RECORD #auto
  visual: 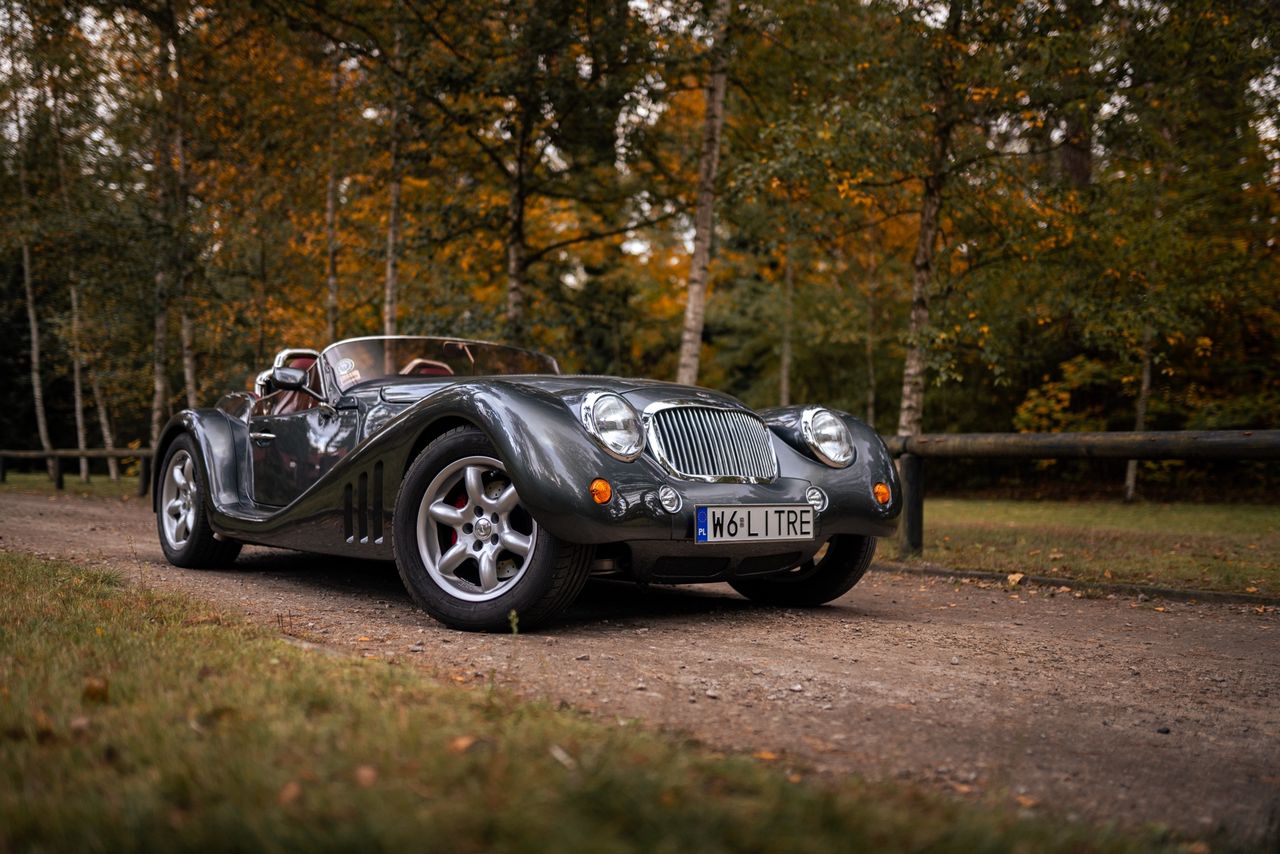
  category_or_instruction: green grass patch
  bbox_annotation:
[0,550,1163,852]
[918,499,1280,595]
[1,470,142,501]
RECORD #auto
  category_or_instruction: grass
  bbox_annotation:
[0,550,1166,852]
[1,470,143,501]
[915,499,1280,595]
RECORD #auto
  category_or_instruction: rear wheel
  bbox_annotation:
[393,427,592,631]
[729,535,875,607]
[156,435,242,568]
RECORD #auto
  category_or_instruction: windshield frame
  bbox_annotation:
[320,335,561,393]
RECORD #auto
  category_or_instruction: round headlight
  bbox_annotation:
[801,407,855,468]
[581,391,645,461]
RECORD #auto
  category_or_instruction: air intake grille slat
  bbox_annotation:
[649,406,777,482]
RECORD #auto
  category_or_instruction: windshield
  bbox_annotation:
[322,336,560,392]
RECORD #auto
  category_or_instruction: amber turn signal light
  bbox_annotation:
[589,478,613,504]
[873,482,892,505]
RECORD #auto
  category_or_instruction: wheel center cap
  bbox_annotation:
[474,518,493,538]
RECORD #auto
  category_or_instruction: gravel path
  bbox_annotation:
[3,490,1277,845]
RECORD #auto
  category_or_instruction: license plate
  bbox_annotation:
[695,505,815,543]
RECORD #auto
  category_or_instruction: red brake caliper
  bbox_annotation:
[448,489,467,545]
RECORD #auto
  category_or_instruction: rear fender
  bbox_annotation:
[153,410,250,514]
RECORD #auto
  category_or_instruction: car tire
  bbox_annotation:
[393,426,593,631]
[728,534,875,607]
[156,434,242,568]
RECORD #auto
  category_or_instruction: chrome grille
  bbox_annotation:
[648,406,778,482]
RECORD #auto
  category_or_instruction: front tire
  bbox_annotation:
[729,535,875,607]
[156,435,242,568]
[393,427,593,631]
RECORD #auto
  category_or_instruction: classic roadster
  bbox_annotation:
[155,336,900,630]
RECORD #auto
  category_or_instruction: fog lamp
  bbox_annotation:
[657,485,682,513]
[805,486,828,511]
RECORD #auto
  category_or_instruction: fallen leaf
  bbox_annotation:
[788,773,803,783]
[1245,587,1259,594]
[448,735,477,754]
[357,636,372,642]
[951,782,974,794]
[1006,573,1025,587]
[354,765,378,788]
[753,750,780,762]
[1015,795,1039,808]
[548,744,576,769]
[1154,607,1166,613]
[82,677,109,704]
[278,781,302,806]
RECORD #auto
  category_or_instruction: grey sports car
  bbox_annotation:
[155,336,900,630]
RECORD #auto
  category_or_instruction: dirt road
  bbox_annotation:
[3,490,1277,845]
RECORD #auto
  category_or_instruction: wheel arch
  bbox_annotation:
[152,410,247,514]
[403,415,481,480]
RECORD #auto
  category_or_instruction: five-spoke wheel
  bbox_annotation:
[395,427,592,631]
[161,450,198,549]
[416,455,538,601]
[155,434,242,568]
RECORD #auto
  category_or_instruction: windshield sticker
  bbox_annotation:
[336,358,355,374]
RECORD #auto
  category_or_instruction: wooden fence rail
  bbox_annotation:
[4,429,1278,545]
[0,448,154,497]
[884,429,1280,557]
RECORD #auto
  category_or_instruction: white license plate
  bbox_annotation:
[695,505,815,543]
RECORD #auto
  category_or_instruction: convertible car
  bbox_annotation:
[155,336,900,630]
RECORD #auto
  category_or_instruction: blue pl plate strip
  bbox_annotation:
[696,506,709,543]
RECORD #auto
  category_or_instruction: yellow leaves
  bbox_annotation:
[1194,336,1213,358]
[1006,572,1025,587]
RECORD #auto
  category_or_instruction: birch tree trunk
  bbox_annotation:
[895,163,947,437]
[505,178,526,333]
[1123,326,1155,502]
[325,58,341,342]
[10,68,53,474]
[180,307,197,408]
[21,242,53,474]
[895,0,961,438]
[779,240,793,407]
[384,103,401,339]
[70,284,90,480]
[675,0,730,386]
[864,251,878,427]
[150,278,170,448]
[46,44,89,479]
[89,366,120,481]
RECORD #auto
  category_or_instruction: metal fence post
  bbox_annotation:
[53,456,64,491]
[897,453,923,558]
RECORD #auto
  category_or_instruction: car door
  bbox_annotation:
[249,364,358,507]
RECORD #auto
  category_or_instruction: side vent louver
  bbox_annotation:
[344,464,385,546]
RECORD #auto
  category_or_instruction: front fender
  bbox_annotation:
[761,406,901,532]
[381,382,675,543]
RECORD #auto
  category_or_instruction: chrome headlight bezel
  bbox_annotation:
[580,391,646,462]
[800,407,855,468]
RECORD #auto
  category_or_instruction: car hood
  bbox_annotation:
[376,374,753,413]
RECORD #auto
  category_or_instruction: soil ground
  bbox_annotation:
[2,490,1277,846]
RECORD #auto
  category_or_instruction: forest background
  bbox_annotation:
[2,0,1276,496]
